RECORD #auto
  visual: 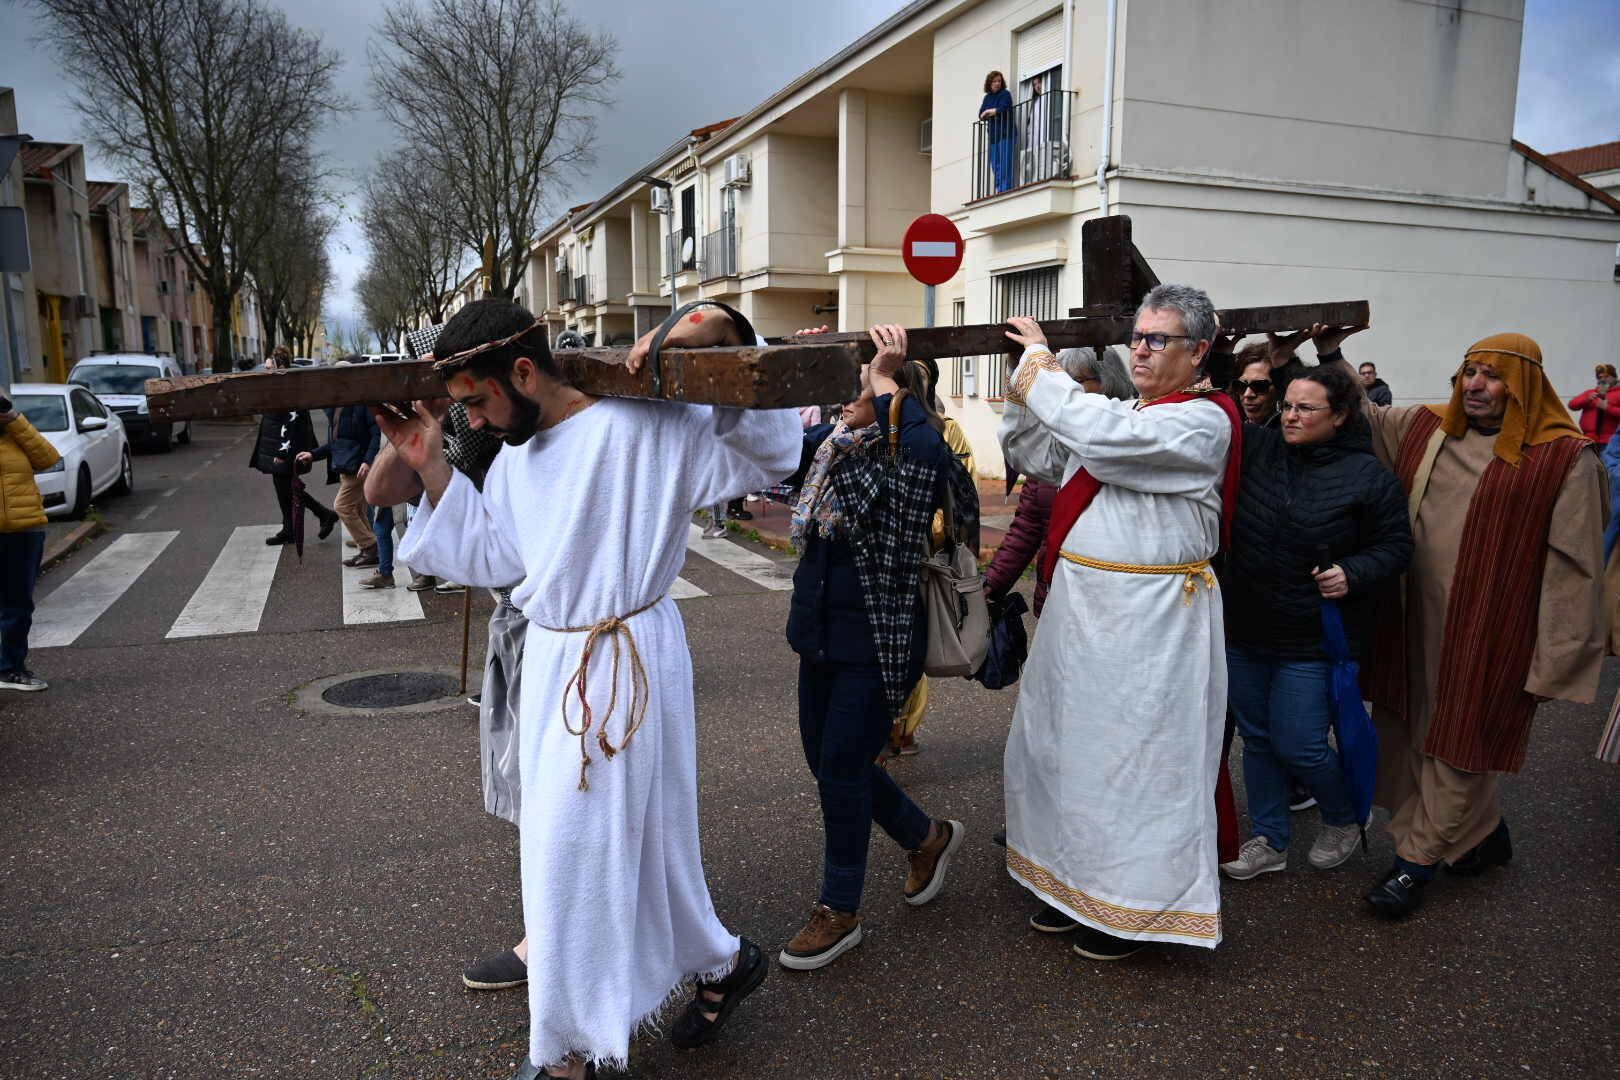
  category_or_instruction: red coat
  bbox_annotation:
[983,477,1056,615]
[1568,385,1620,445]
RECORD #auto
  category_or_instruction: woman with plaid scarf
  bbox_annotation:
[777,324,974,972]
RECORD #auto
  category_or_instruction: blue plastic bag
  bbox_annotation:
[972,591,1029,690]
[1320,601,1378,826]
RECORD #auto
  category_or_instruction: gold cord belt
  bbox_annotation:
[1058,550,1217,606]
[542,596,664,791]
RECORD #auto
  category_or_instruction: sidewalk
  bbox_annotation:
[719,475,1021,562]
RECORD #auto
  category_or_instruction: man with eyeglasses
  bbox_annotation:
[997,283,1243,961]
[1358,362,1393,406]
[1271,326,1606,918]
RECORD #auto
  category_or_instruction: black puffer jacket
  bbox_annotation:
[1223,418,1412,660]
[249,410,323,475]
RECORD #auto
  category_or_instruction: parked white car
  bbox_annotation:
[68,353,190,451]
[12,382,134,519]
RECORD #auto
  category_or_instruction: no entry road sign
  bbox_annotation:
[902,214,964,287]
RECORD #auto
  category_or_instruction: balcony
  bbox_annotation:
[556,270,575,305]
[574,274,589,306]
[970,91,1078,203]
[665,231,696,276]
[700,222,737,282]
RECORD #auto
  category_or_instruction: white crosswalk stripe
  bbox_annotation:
[32,531,179,647]
[684,523,794,590]
[167,525,282,639]
[34,525,790,648]
[340,522,425,625]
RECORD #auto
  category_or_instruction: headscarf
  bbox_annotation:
[790,420,880,546]
[1429,332,1585,466]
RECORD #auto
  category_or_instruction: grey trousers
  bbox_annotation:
[481,594,527,824]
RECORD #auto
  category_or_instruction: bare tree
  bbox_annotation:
[371,0,618,298]
[360,151,463,327]
[250,155,335,354]
[356,253,416,352]
[281,245,332,358]
[32,0,343,371]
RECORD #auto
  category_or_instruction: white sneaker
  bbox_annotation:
[1220,836,1287,880]
[1307,822,1364,870]
[0,669,48,692]
[701,524,726,539]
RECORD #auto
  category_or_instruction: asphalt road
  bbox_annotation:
[2,422,1617,1079]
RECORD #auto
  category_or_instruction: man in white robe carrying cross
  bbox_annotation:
[375,298,799,1079]
[997,284,1242,960]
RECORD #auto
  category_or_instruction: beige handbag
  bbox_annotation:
[889,393,990,677]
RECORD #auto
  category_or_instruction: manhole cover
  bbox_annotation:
[321,671,460,709]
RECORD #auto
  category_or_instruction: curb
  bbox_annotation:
[40,520,105,573]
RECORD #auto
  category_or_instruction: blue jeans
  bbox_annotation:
[1227,644,1357,849]
[0,530,47,673]
[798,658,931,912]
[372,506,395,576]
[990,138,1015,192]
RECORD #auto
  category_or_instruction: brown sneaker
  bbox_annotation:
[904,819,965,907]
[777,904,863,971]
[358,572,395,590]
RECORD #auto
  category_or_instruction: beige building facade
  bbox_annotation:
[21,140,102,383]
[1,88,43,386]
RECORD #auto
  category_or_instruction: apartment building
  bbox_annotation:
[131,206,197,368]
[524,0,1620,478]
[21,140,102,382]
[1,88,42,385]
[87,181,141,356]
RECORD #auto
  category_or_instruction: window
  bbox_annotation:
[70,363,162,394]
[14,393,69,433]
[949,298,971,397]
[986,266,1061,399]
[71,388,99,425]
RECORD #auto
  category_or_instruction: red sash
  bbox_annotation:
[1036,389,1244,588]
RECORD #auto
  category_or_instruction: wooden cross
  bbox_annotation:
[146,216,1367,421]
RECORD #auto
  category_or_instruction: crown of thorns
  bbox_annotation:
[431,317,548,374]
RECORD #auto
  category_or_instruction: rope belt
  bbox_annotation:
[1058,550,1217,606]
[541,596,664,791]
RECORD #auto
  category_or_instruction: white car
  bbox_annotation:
[68,353,190,451]
[12,382,134,519]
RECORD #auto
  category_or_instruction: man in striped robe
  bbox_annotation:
[1336,332,1606,916]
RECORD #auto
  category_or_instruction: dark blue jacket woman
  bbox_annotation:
[777,339,967,973]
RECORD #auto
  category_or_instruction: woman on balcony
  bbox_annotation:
[980,70,1015,193]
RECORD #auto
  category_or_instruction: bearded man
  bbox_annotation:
[1270,328,1607,916]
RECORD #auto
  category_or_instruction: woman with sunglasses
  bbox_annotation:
[1231,343,1280,426]
[1218,362,1413,881]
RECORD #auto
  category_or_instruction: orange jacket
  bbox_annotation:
[0,414,63,531]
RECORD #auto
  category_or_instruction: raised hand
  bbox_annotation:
[1003,315,1048,350]
[793,324,831,338]
[373,400,446,475]
[626,306,737,375]
[868,324,907,380]
[1266,328,1313,369]
[1312,323,1367,356]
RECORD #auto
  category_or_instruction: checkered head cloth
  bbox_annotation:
[403,324,444,362]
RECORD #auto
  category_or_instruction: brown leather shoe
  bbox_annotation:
[777,904,862,971]
[904,819,965,906]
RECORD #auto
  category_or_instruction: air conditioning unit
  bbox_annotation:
[554,255,567,272]
[650,187,673,213]
[73,294,94,318]
[920,117,933,155]
[722,155,751,188]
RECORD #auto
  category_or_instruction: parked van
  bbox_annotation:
[68,354,190,451]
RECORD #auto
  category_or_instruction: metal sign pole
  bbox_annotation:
[924,284,936,328]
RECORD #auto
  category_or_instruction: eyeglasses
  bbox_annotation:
[1129,331,1193,352]
[1280,401,1329,416]
[1234,378,1272,394]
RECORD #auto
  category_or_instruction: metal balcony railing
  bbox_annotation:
[700,223,737,282]
[971,90,1077,202]
[665,231,696,275]
[574,274,589,305]
[556,270,574,305]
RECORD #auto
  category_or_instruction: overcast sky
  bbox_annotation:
[3,0,1617,341]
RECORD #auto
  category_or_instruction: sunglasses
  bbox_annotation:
[1234,378,1273,394]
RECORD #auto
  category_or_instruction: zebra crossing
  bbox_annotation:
[33,521,794,649]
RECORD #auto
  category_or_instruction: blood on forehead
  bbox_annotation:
[448,371,503,399]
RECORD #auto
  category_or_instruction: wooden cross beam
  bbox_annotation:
[146,342,866,422]
[147,215,1368,421]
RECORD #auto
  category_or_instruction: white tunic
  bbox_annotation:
[400,397,801,1068]
[999,353,1230,948]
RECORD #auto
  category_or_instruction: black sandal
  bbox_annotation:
[669,936,768,1049]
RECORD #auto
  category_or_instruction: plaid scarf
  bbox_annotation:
[828,440,980,718]
[791,421,879,547]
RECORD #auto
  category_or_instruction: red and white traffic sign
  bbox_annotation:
[902,214,964,286]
